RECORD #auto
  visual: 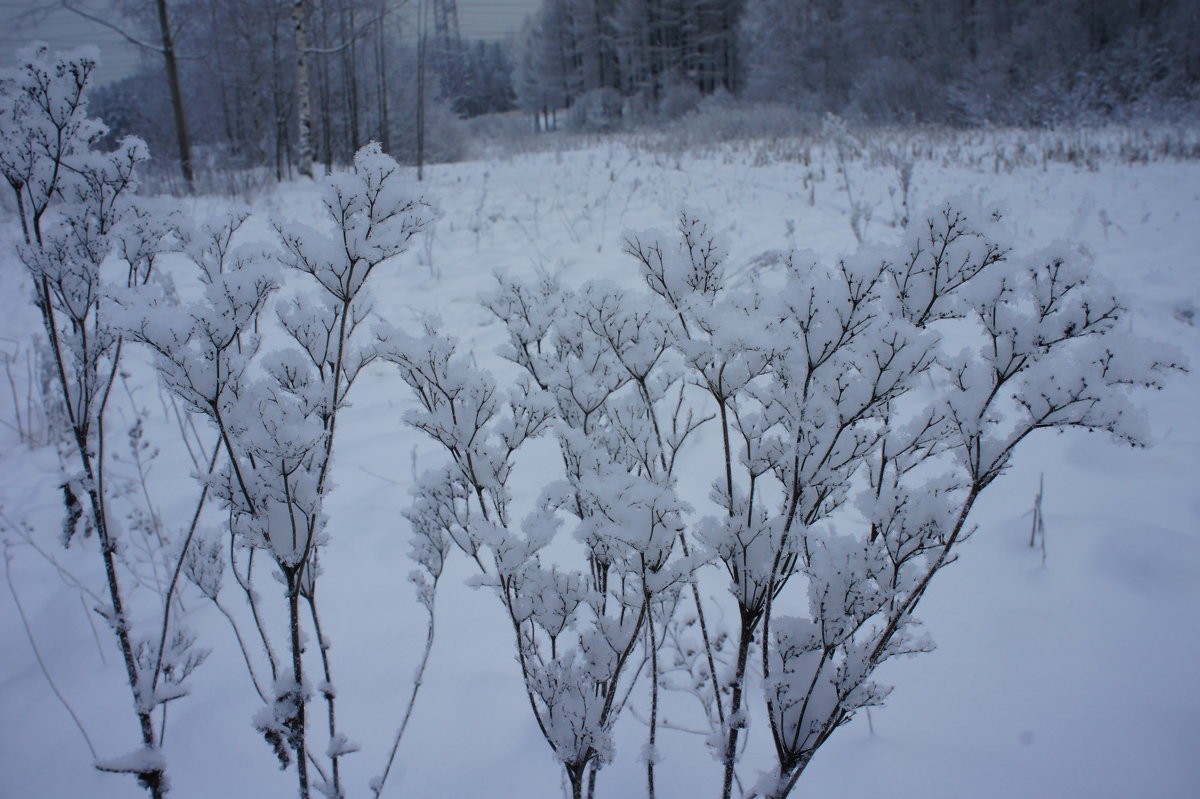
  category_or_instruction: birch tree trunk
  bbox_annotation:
[293,0,315,178]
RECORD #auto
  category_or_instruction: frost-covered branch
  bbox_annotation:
[622,202,1179,799]
[128,144,427,799]
[3,46,190,798]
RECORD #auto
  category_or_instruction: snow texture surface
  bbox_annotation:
[2,132,1199,799]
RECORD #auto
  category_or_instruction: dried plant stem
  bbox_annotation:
[645,593,659,799]
[149,438,222,696]
[373,594,439,798]
[212,597,270,703]
[306,591,343,796]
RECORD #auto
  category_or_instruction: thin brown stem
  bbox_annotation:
[287,569,310,799]
[644,585,659,799]
[373,589,439,798]
[305,591,341,797]
[721,607,756,799]
[150,438,222,696]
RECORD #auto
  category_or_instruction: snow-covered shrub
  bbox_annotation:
[623,206,1178,798]
[823,113,873,242]
[657,78,703,121]
[388,99,470,167]
[403,201,1177,799]
[640,96,816,154]
[388,271,714,799]
[128,143,428,799]
[0,45,199,798]
[465,110,542,159]
[568,88,625,133]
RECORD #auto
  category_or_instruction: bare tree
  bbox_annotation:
[59,0,194,187]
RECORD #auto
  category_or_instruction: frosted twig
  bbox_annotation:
[372,588,439,799]
[150,438,222,697]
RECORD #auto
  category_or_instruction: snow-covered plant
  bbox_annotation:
[369,464,451,799]
[822,114,872,244]
[623,206,1178,799]
[129,143,427,799]
[0,45,206,798]
[387,270,712,799]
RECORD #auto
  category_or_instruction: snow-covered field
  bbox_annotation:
[2,132,1199,798]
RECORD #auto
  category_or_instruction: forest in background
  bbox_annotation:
[76,0,1200,184]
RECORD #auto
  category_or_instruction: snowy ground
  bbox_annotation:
[2,132,1199,798]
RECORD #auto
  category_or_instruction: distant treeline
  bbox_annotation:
[517,0,1199,127]
[737,0,1200,124]
[91,0,1198,178]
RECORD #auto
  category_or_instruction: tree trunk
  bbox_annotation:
[155,0,193,188]
[293,0,315,178]
[318,0,333,168]
[341,2,361,161]
[417,21,427,181]
[375,6,390,153]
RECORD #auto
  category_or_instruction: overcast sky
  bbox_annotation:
[0,0,537,85]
